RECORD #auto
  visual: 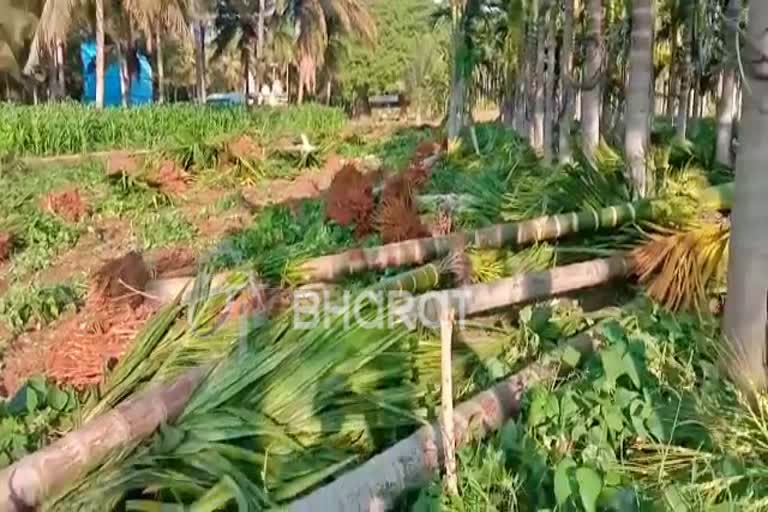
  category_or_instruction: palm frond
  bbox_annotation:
[631,223,729,312]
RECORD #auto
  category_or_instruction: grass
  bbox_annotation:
[136,210,198,250]
[0,103,347,157]
[0,280,85,335]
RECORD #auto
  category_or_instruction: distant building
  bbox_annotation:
[80,41,153,106]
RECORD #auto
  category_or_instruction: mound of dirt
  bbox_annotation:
[325,164,375,236]
[412,139,443,163]
[106,151,142,177]
[2,251,159,393]
[148,246,198,278]
[148,159,190,195]
[42,188,89,223]
[375,195,430,244]
[0,232,13,261]
[226,134,266,162]
[92,251,151,308]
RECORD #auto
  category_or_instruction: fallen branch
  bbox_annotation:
[288,328,603,512]
[0,366,209,512]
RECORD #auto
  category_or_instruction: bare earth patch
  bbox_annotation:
[41,188,89,223]
[0,232,13,262]
[147,159,191,195]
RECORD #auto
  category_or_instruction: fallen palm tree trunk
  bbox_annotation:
[414,256,631,324]
[296,183,734,282]
[288,328,605,512]
[0,366,209,512]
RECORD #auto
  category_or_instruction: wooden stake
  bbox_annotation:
[440,307,458,496]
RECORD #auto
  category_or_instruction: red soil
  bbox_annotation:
[106,151,142,177]
[0,232,13,262]
[226,134,266,162]
[2,252,158,393]
[148,159,191,195]
[42,188,89,223]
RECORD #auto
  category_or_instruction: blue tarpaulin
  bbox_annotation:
[80,41,153,106]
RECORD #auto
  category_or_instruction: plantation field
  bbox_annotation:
[0,106,758,511]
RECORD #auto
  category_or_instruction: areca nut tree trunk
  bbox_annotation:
[95,0,105,108]
[581,0,603,157]
[676,12,693,139]
[624,0,654,198]
[559,0,576,162]
[155,28,165,103]
[195,22,207,104]
[56,38,65,97]
[715,0,741,168]
[543,6,556,164]
[531,0,546,154]
[447,0,468,147]
[722,1,768,391]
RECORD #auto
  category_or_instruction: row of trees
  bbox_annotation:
[0,0,452,111]
[443,0,743,182]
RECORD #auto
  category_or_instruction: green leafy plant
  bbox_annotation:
[0,376,79,469]
[0,281,84,334]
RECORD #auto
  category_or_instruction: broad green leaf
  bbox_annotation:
[527,387,549,427]
[600,321,626,345]
[576,467,603,512]
[603,406,624,433]
[561,345,582,368]
[600,348,625,388]
[48,387,69,411]
[554,457,577,505]
[621,353,642,389]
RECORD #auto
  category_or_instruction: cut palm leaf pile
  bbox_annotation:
[44,281,583,511]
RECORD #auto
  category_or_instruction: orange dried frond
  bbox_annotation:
[375,195,430,244]
[630,223,729,312]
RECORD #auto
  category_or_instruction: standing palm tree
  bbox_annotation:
[624,0,654,198]
[715,0,741,167]
[582,0,603,157]
[722,1,768,391]
[559,0,575,162]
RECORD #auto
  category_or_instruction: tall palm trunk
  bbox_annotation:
[56,39,65,98]
[559,0,576,162]
[447,3,467,145]
[256,0,266,97]
[676,20,692,139]
[723,1,768,391]
[95,0,105,108]
[195,22,207,104]
[624,0,654,198]
[543,8,555,163]
[582,0,603,157]
[155,29,165,103]
[532,0,545,153]
[117,42,129,107]
[716,0,741,168]
[243,43,253,103]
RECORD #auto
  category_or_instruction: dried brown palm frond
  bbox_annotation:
[630,222,730,312]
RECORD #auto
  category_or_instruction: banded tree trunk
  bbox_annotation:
[543,7,556,164]
[723,0,768,391]
[532,0,546,154]
[155,29,165,103]
[195,22,207,104]
[56,39,65,98]
[582,0,603,157]
[559,0,576,162]
[95,0,105,108]
[624,0,654,198]
[676,17,693,139]
[716,0,742,168]
[447,4,467,145]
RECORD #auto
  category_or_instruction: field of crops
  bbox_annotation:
[0,103,347,157]
[0,106,759,511]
